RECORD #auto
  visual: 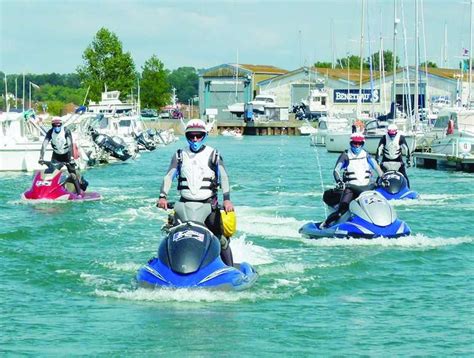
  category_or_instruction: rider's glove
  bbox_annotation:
[382,179,390,188]
[336,181,345,190]
[406,158,412,168]
[38,159,45,165]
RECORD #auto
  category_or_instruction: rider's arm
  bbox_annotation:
[367,154,384,177]
[159,154,178,199]
[333,152,348,183]
[375,136,385,162]
[39,130,52,160]
[399,135,411,158]
[65,129,74,161]
[217,155,231,201]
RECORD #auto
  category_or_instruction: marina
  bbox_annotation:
[1,0,474,356]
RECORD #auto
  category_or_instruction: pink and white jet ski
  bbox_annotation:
[22,161,101,202]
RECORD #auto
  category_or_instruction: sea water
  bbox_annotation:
[1,136,473,356]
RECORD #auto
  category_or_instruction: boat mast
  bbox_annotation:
[443,22,448,68]
[331,19,335,69]
[367,1,375,118]
[414,0,419,126]
[392,0,398,108]
[4,74,8,111]
[380,9,388,113]
[22,72,25,112]
[469,0,473,108]
[235,49,239,102]
[420,0,430,111]
[358,0,365,116]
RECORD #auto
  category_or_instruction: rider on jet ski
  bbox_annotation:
[39,117,87,196]
[157,119,235,266]
[376,123,412,187]
[321,133,385,229]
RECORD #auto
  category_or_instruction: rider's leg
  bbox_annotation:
[205,207,234,267]
[398,164,410,188]
[322,188,354,227]
[66,163,83,195]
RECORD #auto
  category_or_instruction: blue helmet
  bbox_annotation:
[185,119,208,152]
[349,133,365,155]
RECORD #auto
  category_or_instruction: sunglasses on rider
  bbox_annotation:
[52,123,62,127]
[186,132,205,140]
[351,141,364,147]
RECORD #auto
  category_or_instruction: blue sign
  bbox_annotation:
[333,89,380,103]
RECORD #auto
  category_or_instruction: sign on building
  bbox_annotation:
[333,89,380,103]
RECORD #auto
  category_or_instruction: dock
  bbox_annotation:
[144,115,312,136]
[413,152,474,172]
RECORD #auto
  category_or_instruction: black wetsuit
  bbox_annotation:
[40,127,84,194]
[376,134,411,188]
[323,149,383,227]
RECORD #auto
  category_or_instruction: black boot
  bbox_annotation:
[220,246,234,267]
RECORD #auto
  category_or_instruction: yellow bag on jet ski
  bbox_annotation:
[220,210,237,238]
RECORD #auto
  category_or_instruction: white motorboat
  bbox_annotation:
[227,92,280,117]
[310,116,350,146]
[0,111,53,172]
[221,129,243,138]
[429,109,474,157]
[87,90,135,115]
[301,89,329,119]
[325,118,417,155]
[298,123,317,136]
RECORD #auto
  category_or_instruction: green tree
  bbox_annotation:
[336,55,365,69]
[367,50,400,72]
[168,67,199,103]
[420,61,437,68]
[77,28,136,102]
[140,55,171,109]
[314,61,332,68]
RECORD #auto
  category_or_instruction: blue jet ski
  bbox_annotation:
[375,170,419,200]
[137,221,258,290]
[299,190,411,239]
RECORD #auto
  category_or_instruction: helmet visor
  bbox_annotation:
[186,132,205,141]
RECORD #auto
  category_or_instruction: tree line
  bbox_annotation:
[1,28,199,115]
[314,50,439,71]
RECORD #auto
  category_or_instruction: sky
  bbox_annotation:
[0,0,472,75]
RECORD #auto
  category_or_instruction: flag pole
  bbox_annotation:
[22,73,25,111]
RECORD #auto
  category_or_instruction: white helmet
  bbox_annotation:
[185,119,207,134]
[185,119,208,152]
[387,123,398,137]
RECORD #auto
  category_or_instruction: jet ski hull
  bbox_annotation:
[299,216,411,239]
[137,257,258,291]
[22,169,102,202]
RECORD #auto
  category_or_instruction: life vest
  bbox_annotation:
[344,150,371,186]
[383,133,402,160]
[176,146,219,201]
[51,128,70,155]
